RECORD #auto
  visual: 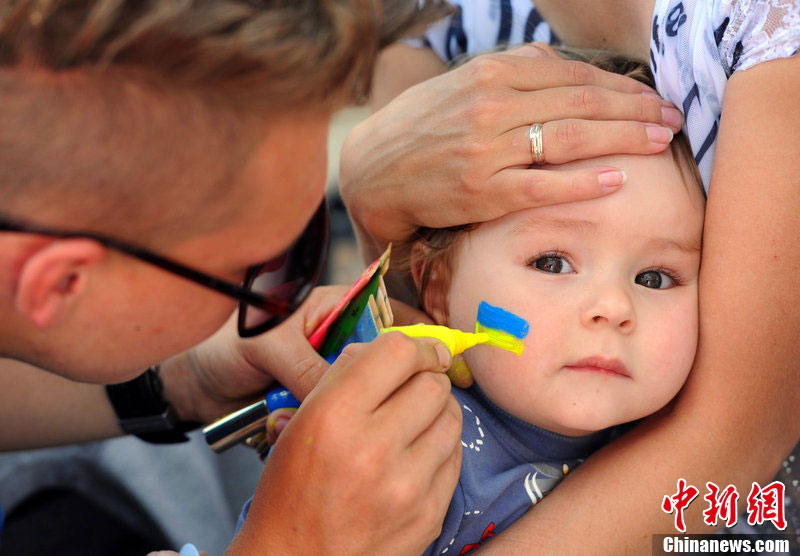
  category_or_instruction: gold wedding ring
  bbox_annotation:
[529,123,545,165]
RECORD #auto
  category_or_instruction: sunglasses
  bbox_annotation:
[0,199,329,337]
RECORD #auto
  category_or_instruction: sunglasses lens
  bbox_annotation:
[238,200,329,337]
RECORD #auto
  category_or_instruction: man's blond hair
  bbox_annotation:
[0,0,449,244]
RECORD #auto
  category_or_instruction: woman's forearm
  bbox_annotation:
[480,55,800,554]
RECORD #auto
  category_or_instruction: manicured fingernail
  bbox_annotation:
[434,342,452,370]
[598,169,627,188]
[646,124,673,144]
[661,107,683,130]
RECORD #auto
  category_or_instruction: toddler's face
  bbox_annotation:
[446,151,705,436]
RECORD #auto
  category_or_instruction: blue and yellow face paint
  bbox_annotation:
[380,301,529,357]
[475,300,529,356]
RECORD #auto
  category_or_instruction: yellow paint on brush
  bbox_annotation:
[382,323,522,356]
[475,323,525,356]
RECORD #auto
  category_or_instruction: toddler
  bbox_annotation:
[408,56,705,555]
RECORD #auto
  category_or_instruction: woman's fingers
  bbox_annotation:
[501,86,682,132]
[341,45,684,249]
[408,394,463,465]
[495,119,673,168]
[485,165,627,211]
[539,119,673,164]
[504,41,561,59]
[475,53,653,94]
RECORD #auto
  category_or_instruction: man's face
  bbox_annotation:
[446,151,705,436]
[30,108,331,383]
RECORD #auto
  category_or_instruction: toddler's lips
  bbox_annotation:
[564,356,631,378]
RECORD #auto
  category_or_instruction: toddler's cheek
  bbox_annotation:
[648,324,697,387]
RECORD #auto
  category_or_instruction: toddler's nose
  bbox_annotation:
[580,285,636,333]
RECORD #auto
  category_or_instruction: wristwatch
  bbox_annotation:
[105,365,199,444]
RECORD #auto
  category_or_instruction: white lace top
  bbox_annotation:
[650,0,800,190]
[413,0,800,191]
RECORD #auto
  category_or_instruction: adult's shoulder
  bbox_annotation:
[711,0,800,76]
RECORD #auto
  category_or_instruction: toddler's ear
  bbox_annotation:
[410,242,450,326]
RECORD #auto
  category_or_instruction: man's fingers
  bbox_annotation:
[424,443,463,533]
[404,402,463,545]
[244,323,330,400]
[408,394,463,475]
[328,333,450,411]
[271,343,330,400]
[294,284,351,335]
[375,370,453,446]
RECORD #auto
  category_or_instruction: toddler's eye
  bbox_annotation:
[635,270,675,289]
[533,255,573,274]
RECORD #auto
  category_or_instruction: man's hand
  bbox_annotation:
[160,285,464,424]
[160,285,347,424]
[230,332,463,555]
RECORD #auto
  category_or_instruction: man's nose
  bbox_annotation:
[580,282,636,334]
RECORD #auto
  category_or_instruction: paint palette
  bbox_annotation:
[203,246,394,459]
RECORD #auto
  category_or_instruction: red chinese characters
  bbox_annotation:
[703,482,739,527]
[662,479,787,532]
[662,478,700,532]
[747,481,787,530]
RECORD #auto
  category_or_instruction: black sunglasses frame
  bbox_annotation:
[0,200,329,337]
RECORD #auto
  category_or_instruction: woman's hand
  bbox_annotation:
[341,43,683,252]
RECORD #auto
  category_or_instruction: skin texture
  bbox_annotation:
[429,151,704,437]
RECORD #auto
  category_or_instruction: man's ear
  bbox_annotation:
[410,242,450,326]
[15,238,107,328]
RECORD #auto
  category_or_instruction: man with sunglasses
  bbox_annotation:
[0,1,463,554]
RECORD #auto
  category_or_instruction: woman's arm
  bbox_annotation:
[480,54,800,554]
